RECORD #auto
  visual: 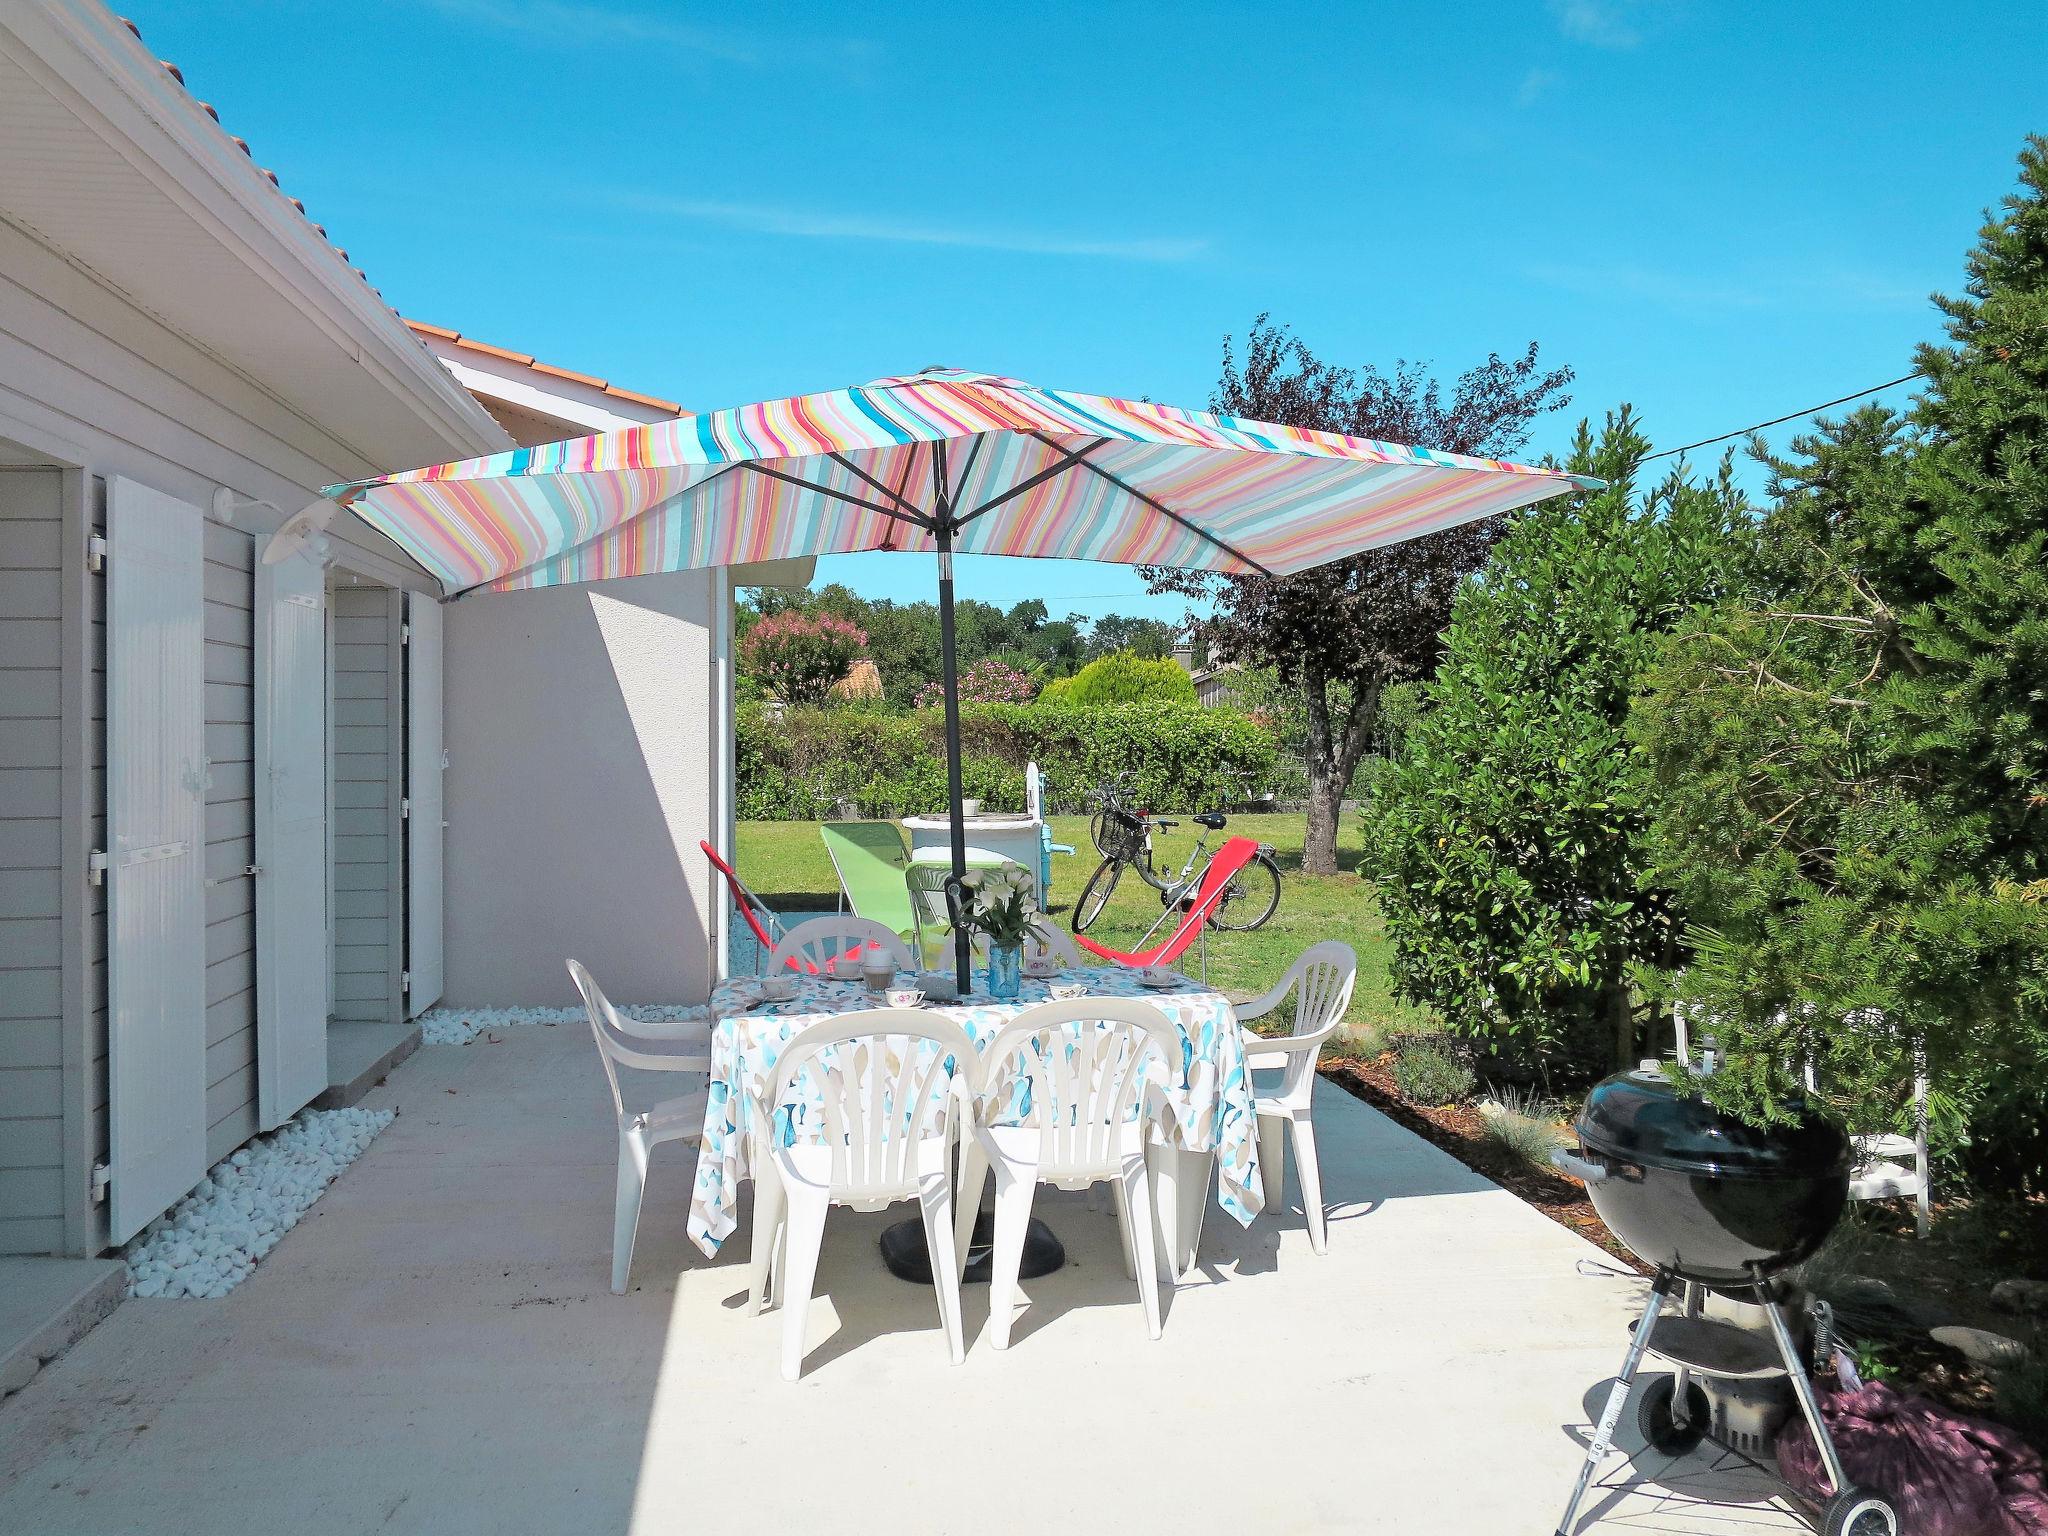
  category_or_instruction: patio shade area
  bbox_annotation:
[0,1029,1811,1535]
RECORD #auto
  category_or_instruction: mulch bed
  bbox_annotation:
[1320,1053,2022,1437]
[1321,1054,1647,1274]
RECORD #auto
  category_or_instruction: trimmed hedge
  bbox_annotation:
[736,701,1279,821]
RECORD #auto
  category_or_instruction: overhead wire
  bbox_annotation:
[1643,370,1925,462]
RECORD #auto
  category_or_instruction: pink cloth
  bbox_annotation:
[1777,1380,2048,1535]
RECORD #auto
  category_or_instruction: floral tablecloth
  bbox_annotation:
[687,966,1263,1256]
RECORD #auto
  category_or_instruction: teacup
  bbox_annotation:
[886,986,925,1008]
[1049,982,1088,1002]
[760,976,798,1002]
[830,956,863,981]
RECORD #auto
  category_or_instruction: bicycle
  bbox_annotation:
[1070,789,1282,935]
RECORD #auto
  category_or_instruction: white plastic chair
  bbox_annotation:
[956,998,1180,1348]
[1674,1003,1931,1238]
[1239,941,1356,1256]
[567,959,711,1294]
[768,914,916,977]
[750,1009,977,1381]
[1023,915,1086,970]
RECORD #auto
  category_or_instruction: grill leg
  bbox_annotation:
[1671,1281,1701,1432]
[1555,1268,1677,1536]
[1754,1278,1849,1497]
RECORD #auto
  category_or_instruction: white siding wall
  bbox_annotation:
[331,585,401,1024]
[0,217,446,1255]
[0,468,65,1253]
[200,519,259,1162]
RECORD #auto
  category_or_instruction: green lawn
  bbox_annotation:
[735,813,1434,1040]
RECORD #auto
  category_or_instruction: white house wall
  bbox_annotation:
[442,573,721,1008]
[0,213,473,1258]
[0,466,67,1255]
[330,584,404,1026]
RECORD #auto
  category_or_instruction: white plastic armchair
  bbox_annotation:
[768,914,916,977]
[567,960,711,1294]
[1674,1002,1932,1238]
[1239,941,1356,1256]
[956,998,1181,1348]
[1023,915,1086,970]
[750,1009,978,1381]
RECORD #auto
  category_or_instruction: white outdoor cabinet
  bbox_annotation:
[404,592,445,1014]
[254,541,330,1129]
[106,479,207,1243]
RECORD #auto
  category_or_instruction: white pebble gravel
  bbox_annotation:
[122,1106,394,1300]
[415,1002,708,1046]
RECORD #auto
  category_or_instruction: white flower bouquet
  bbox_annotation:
[959,864,1036,952]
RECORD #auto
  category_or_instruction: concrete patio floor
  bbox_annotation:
[0,1024,1811,1536]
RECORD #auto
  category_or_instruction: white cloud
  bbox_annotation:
[1547,0,1651,49]
[1516,67,1562,106]
[1529,260,1927,314]
[611,193,1210,264]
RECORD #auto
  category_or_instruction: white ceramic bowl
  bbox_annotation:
[830,957,863,980]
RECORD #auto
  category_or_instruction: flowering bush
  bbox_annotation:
[959,863,1037,950]
[913,659,1035,709]
[739,612,868,705]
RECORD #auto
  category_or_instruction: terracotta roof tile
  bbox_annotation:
[403,320,687,416]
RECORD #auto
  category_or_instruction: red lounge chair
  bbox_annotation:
[701,840,789,974]
[1073,836,1262,981]
[701,842,885,976]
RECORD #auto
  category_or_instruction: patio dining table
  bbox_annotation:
[686,967,1266,1267]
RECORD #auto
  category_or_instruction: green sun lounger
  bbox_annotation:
[819,822,919,941]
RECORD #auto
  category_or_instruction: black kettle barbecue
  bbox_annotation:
[1549,1059,1900,1536]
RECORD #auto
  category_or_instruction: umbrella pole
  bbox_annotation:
[934,526,973,994]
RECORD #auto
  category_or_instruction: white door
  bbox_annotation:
[404,593,444,1014]
[107,479,207,1243]
[254,540,329,1128]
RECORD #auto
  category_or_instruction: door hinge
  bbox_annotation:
[91,1163,111,1204]
[401,969,411,993]
[86,534,108,574]
[400,797,411,820]
[400,622,411,645]
[87,849,108,885]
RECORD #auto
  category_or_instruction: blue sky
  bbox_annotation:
[129,1,2044,624]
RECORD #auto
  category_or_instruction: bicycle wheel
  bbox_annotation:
[1212,852,1282,931]
[1088,809,1108,855]
[1072,858,1125,933]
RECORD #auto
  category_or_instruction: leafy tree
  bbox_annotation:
[1084,613,1179,661]
[1146,317,1574,874]
[1038,650,1198,708]
[1633,139,2048,1150]
[1364,409,1742,1079]
[738,611,867,705]
[912,658,1036,708]
[737,584,1098,705]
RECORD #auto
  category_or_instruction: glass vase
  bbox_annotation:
[988,944,1023,1002]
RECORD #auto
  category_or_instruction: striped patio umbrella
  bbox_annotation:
[275,366,1598,986]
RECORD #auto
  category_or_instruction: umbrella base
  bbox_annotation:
[878,1213,1066,1284]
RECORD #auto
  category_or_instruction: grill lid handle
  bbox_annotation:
[1551,1149,1613,1185]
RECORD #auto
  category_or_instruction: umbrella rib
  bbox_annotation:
[948,432,988,510]
[1029,433,1275,576]
[826,450,938,532]
[443,461,751,599]
[951,437,1110,532]
[740,461,932,524]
